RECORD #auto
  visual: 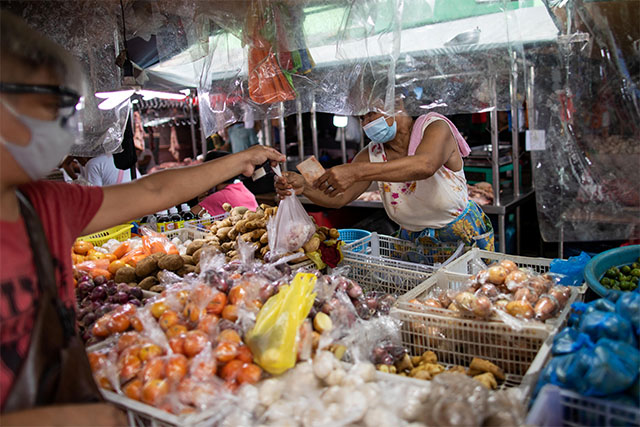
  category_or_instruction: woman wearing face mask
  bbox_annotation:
[276,98,494,253]
[0,11,284,424]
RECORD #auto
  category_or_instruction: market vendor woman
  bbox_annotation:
[276,98,494,254]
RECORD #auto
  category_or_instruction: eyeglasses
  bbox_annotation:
[0,82,82,127]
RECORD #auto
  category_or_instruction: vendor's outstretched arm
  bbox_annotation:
[275,150,371,209]
[83,145,284,235]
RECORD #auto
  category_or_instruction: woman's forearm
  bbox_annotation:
[356,156,436,183]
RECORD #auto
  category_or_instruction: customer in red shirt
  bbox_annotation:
[0,11,284,424]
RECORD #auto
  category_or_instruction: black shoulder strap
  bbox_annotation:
[16,190,58,297]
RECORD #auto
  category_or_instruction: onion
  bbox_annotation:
[90,286,107,301]
[93,276,107,286]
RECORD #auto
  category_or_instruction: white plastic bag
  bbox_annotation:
[267,194,315,257]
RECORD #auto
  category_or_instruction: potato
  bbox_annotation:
[506,300,534,319]
[192,248,203,264]
[176,265,197,276]
[115,265,137,284]
[468,358,505,380]
[229,214,243,225]
[234,219,249,233]
[158,254,184,271]
[421,351,438,364]
[396,354,414,372]
[245,219,267,231]
[149,252,166,261]
[473,372,497,389]
[195,263,201,275]
[216,227,232,240]
[149,284,165,293]
[135,257,158,278]
[302,236,321,253]
[313,312,333,333]
[186,239,205,256]
[316,231,327,242]
[221,242,235,253]
[222,202,232,212]
[228,228,239,241]
[487,265,508,286]
[139,276,159,290]
[204,235,219,243]
[260,232,269,245]
[181,255,194,265]
[318,226,330,236]
[227,250,238,259]
[231,206,249,216]
[218,218,232,228]
[127,282,139,288]
[412,370,432,381]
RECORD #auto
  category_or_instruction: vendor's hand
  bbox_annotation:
[314,164,358,197]
[60,156,81,180]
[239,145,285,177]
[275,172,305,199]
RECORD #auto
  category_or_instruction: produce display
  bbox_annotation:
[467,182,494,206]
[599,257,640,291]
[211,352,523,427]
[408,260,573,323]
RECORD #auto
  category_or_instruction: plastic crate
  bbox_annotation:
[101,390,233,427]
[444,248,588,296]
[340,256,435,295]
[444,248,553,275]
[162,227,211,242]
[391,270,578,385]
[183,213,229,231]
[338,229,371,248]
[77,224,133,246]
[343,232,464,267]
[527,385,640,427]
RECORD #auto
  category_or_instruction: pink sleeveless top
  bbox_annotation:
[368,113,470,231]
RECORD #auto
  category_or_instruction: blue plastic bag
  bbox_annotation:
[583,338,640,396]
[550,252,591,287]
[615,291,640,335]
[538,348,596,395]
[585,298,617,315]
[579,310,636,346]
[552,328,594,355]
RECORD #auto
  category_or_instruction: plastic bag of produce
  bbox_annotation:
[579,310,636,346]
[552,328,594,355]
[267,194,316,257]
[615,291,640,334]
[583,338,640,396]
[246,273,317,375]
[549,252,591,287]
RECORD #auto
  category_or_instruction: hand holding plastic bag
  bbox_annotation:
[246,273,317,375]
[267,194,315,256]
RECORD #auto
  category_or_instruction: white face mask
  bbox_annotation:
[0,100,75,180]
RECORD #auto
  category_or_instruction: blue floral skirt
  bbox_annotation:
[397,200,495,262]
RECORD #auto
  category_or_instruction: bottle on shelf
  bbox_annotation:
[167,207,181,231]
[156,210,170,232]
[180,203,195,227]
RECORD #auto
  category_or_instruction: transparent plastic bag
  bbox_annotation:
[246,272,317,374]
[266,194,315,257]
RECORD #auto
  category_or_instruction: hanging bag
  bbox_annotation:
[3,191,102,412]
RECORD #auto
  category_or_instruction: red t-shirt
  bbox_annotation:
[0,181,103,408]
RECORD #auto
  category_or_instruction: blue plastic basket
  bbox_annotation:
[583,245,640,296]
[338,229,371,252]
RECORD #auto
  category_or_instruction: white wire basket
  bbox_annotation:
[343,232,465,269]
[101,390,233,427]
[162,227,211,242]
[183,213,229,232]
[443,248,587,296]
[527,384,640,427]
[390,271,578,388]
[340,256,435,295]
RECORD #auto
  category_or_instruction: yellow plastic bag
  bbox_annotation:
[246,272,317,375]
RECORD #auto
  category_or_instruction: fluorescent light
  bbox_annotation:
[138,90,186,100]
[132,99,139,104]
[97,90,135,110]
[179,89,191,95]
[333,115,348,128]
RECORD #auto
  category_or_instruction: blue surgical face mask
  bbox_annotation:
[363,115,397,143]
[0,99,75,180]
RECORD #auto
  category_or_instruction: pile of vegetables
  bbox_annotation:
[374,348,506,390]
[408,259,573,322]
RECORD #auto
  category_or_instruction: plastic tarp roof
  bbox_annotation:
[143,5,559,89]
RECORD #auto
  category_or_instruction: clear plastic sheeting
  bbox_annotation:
[526,0,640,242]
[5,0,130,157]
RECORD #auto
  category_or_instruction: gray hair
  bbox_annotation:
[0,10,84,94]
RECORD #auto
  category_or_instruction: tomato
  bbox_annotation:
[116,332,140,353]
[183,303,201,325]
[118,354,142,383]
[196,315,219,335]
[190,357,217,381]
[150,301,169,319]
[159,311,180,331]
[141,379,169,406]
[214,341,237,363]
[108,260,128,275]
[206,293,227,315]
[228,286,246,305]
[141,358,165,383]
[183,331,209,358]
[217,329,241,344]
[122,379,143,401]
[139,343,163,362]
[235,345,253,364]
[221,305,238,322]
[165,354,188,383]
[107,312,130,334]
[165,324,187,339]
[92,316,111,338]
[168,336,185,355]
[219,359,243,382]
[73,240,94,255]
[237,363,262,385]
